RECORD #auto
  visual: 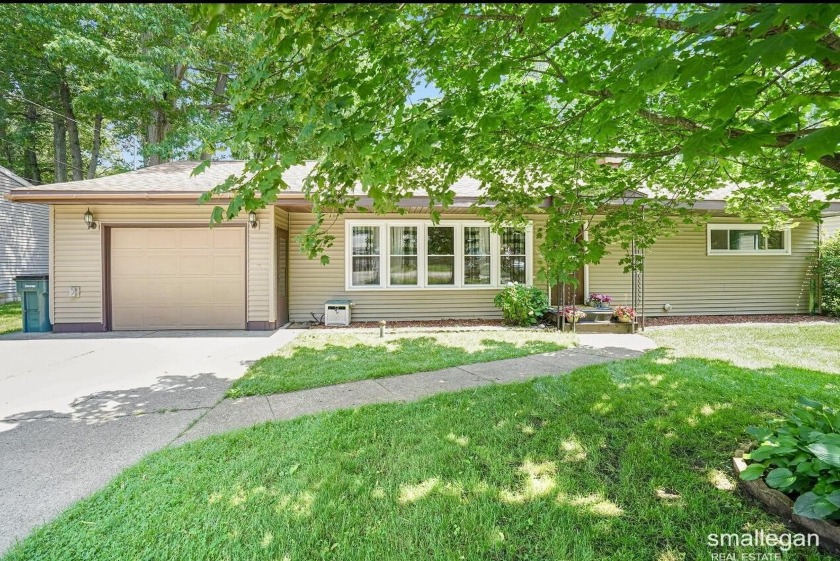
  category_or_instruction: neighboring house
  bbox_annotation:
[5,160,839,331]
[0,166,48,303]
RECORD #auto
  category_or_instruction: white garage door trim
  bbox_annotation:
[108,225,247,330]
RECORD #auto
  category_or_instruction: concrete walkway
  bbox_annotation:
[172,333,656,445]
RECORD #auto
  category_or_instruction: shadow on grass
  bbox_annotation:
[228,335,568,397]
[7,351,839,561]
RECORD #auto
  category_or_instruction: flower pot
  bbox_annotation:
[616,316,632,323]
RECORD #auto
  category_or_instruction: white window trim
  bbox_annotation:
[706,224,791,256]
[345,219,533,290]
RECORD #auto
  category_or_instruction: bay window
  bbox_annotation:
[346,220,532,289]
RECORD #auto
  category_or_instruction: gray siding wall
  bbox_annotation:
[0,168,48,302]
[588,216,819,316]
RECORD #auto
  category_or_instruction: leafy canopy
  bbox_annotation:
[200,3,840,283]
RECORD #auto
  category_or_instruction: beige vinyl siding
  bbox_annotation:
[51,205,272,327]
[588,216,818,316]
[824,216,840,240]
[247,208,273,322]
[288,212,548,322]
[275,207,289,230]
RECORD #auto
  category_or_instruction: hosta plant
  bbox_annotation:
[493,283,550,327]
[740,398,840,521]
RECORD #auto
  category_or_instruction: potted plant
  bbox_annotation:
[588,293,613,309]
[612,305,635,323]
[563,306,586,324]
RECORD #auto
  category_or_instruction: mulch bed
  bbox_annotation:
[290,314,838,330]
[309,318,507,330]
[644,314,838,327]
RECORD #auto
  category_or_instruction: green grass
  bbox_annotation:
[228,329,575,397]
[0,301,21,335]
[646,323,840,374]
[6,347,838,560]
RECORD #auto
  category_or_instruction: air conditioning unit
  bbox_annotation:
[324,299,353,326]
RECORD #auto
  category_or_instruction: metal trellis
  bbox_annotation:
[630,239,645,332]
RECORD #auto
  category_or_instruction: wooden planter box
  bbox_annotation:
[732,456,840,555]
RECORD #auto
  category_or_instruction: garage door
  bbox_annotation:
[110,227,246,330]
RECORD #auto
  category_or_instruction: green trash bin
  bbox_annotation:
[14,274,52,333]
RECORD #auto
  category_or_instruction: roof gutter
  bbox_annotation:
[4,190,310,204]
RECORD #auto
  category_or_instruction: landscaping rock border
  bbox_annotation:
[732,456,840,556]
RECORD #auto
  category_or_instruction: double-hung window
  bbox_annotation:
[707,224,791,255]
[350,225,381,286]
[427,226,456,286]
[500,227,527,283]
[463,226,491,285]
[389,226,418,286]
[346,220,532,289]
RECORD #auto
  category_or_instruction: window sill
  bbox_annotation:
[707,251,791,256]
[345,285,506,291]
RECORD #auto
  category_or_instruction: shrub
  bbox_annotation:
[740,398,840,521]
[493,283,550,326]
[821,233,840,316]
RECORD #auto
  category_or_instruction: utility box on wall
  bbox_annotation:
[324,299,353,326]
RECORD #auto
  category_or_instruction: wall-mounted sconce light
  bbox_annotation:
[248,211,259,229]
[83,208,97,230]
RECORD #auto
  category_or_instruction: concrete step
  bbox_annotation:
[562,321,636,334]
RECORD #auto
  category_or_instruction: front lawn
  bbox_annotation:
[646,323,840,374]
[6,330,839,560]
[228,329,575,397]
[0,301,21,335]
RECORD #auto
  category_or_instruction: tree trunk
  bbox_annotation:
[0,121,15,169]
[145,108,167,167]
[87,113,103,179]
[144,63,187,167]
[23,105,41,184]
[59,80,83,181]
[53,113,67,183]
[200,73,229,160]
[146,64,187,166]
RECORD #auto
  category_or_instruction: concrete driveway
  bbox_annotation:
[0,328,298,554]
